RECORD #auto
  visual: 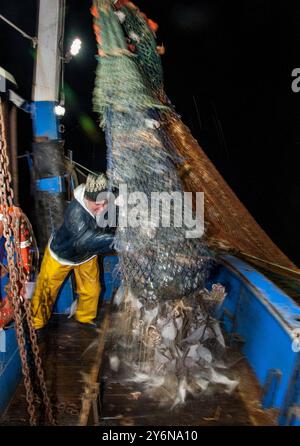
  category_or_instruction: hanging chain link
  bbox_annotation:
[0,99,55,425]
[23,299,56,425]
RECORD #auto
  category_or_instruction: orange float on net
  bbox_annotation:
[90,4,100,19]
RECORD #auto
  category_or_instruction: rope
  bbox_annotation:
[64,156,98,175]
[240,251,300,278]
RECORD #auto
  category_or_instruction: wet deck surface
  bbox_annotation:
[1,308,277,426]
[1,314,96,426]
[100,359,277,426]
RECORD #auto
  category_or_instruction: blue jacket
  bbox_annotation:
[50,184,114,265]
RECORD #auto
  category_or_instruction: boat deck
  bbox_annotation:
[0,306,277,426]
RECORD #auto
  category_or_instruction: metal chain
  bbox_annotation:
[0,99,54,425]
[13,208,55,424]
[23,299,56,425]
[34,396,80,418]
[0,100,37,425]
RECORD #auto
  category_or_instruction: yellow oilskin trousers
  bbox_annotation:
[31,246,100,329]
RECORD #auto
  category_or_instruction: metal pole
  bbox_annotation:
[31,0,66,250]
[31,0,75,308]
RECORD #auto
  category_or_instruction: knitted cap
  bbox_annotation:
[84,173,108,202]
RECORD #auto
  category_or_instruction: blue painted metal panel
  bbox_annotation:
[280,355,300,425]
[0,237,9,303]
[31,101,58,139]
[36,176,66,193]
[100,255,120,302]
[262,369,282,408]
[0,327,22,416]
[53,275,75,314]
[208,255,300,424]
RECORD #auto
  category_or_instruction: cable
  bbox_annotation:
[240,251,300,277]
[0,14,38,47]
[64,156,98,175]
[74,167,88,178]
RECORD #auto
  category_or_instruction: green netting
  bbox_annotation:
[93,2,168,127]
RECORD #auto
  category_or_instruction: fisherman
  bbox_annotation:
[31,172,114,330]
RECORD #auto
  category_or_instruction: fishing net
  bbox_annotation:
[93,0,213,299]
[93,0,298,274]
[105,108,212,302]
[91,0,297,405]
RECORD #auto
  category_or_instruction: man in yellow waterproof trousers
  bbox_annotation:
[31,172,114,329]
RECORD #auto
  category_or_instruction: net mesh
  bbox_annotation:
[92,0,298,278]
[93,0,216,302]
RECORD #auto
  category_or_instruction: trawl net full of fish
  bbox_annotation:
[91,0,238,405]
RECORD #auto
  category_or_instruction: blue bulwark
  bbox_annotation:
[0,327,22,416]
[208,255,300,426]
[32,101,58,139]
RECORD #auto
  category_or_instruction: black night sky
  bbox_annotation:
[1,0,300,265]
